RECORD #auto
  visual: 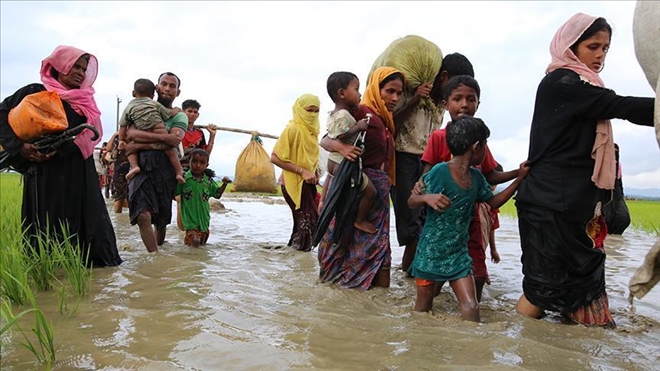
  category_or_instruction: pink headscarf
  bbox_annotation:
[40,45,102,160]
[546,13,615,190]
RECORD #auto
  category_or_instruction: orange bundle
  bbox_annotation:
[8,90,68,141]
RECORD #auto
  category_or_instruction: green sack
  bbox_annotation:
[368,35,443,114]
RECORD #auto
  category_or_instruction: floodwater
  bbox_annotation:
[2,195,659,370]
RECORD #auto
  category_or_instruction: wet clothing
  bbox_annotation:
[175,170,220,233]
[0,83,122,267]
[282,182,318,252]
[516,69,654,317]
[180,127,208,172]
[128,112,188,229]
[421,124,499,279]
[409,163,493,282]
[119,97,172,131]
[318,168,392,290]
[390,151,425,246]
[602,146,630,235]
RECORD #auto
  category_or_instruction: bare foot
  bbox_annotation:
[176,174,186,184]
[126,167,141,180]
[354,220,377,234]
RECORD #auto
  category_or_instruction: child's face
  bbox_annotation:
[184,107,200,125]
[340,78,362,108]
[380,79,404,112]
[190,154,209,176]
[446,84,479,121]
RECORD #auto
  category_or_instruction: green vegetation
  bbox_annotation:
[1,171,94,368]
[499,198,659,236]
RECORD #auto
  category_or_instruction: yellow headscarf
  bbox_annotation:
[273,93,321,209]
[360,66,401,185]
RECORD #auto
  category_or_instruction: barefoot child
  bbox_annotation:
[118,78,185,183]
[175,148,231,247]
[419,75,519,301]
[324,71,378,234]
[408,116,529,322]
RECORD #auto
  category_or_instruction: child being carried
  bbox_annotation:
[325,71,377,234]
[118,78,185,184]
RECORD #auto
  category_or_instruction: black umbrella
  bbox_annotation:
[0,123,99,173]
[313,120,369,246]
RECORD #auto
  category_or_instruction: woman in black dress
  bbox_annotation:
[0,45,122,267]
[515,14,654,327]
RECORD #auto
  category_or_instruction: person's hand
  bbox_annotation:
[301,169,316,184]
[518,161,531,179]
[171,107,182,115]
[118,140,126,150]
[412,177,427,195]
[124,141,139,156]
[162,133,182,148]
[356,118,369,132]
[317,198,325,213]
[206,124,218,135]
[221,176,232,184]
[490,248,501,264]
[19,143,54,163]
[337,141,362,162]
[424,193,452,212]
[413,83,433,102]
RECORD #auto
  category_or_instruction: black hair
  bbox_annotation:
[442,75,481,101]
[51,53,91,80]
[326,71,359,103]
[440,53,475,78]
[379,72,405,89]
[446,116,490,156]
[158,71,181,89]
[494,163,503,172]
[182,99,201,110]
[134,78,156,96]
[570,17,612,54]
[190,148,209,162]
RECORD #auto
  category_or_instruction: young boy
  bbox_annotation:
[408,116,529,322]
[176,148,231,247]
[418,75,519,302]
[118,78,185,183]
[323,71,377,234]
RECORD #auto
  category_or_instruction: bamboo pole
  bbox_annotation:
[194,125,279,139]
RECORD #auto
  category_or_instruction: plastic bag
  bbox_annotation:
[232,134,278,193]
[8,90,68,141]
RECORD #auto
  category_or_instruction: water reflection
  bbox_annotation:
[2,197,659,370]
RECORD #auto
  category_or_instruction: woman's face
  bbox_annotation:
[574,29,610,73]
[304,105,320,113]
[58,56,88,90]
[380,79,404,112]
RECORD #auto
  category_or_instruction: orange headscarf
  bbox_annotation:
[360,66,401,184]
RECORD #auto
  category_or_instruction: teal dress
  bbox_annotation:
[409,163,493,282]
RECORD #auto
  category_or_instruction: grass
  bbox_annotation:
[0,171,95,366]
[499,198,659,236]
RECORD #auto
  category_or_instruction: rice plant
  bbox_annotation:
[27,223,59,292]
[54,221,93,299]
[1,273,56,368]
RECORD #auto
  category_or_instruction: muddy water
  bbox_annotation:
[2,196,659,370]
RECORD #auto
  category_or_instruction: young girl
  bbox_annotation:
[408,116,529,322]
[175,148,231,247]
[271,94,322,252]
